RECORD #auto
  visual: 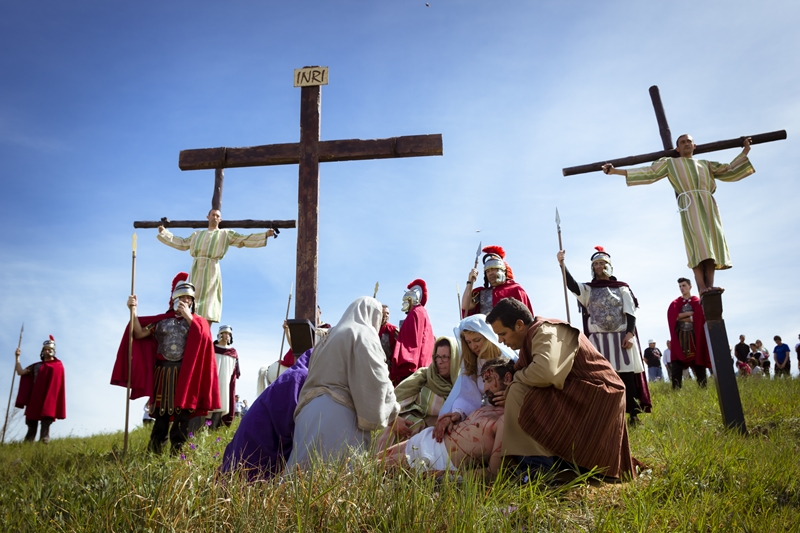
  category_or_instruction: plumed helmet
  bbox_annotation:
[218,325,233,344]
[41,335,56,359]
[590,246,613,278]
[482,245,510,286]
[169,272,189,307]
[402,278,428,312]
[172,280,196,301]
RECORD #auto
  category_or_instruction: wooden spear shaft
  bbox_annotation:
[456,284,462,322]
[277,284,293,366]
[556,209,571,324]
[123,234,137,456]
[1,323,24,444]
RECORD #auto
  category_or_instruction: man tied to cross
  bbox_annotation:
[157,209,276,323]
[602,135,754,294]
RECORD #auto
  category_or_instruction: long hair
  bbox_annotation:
[460,330,501,376]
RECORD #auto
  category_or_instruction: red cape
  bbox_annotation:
[667,296,711,368]
[390,305,434,386]
[465,281,533,318]
[111,311,220,416]
[15,359,66,421]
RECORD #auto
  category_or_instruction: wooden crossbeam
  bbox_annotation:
[133,219,296,229]
[179,134,443,171]
[562,130,786,176]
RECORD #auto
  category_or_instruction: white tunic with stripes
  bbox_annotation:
[576,283,644,374]
[158,228,267,322]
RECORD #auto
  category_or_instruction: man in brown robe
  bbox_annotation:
[486,297,635,480]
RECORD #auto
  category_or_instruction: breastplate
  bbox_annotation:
[479,288,494,315]
[678,301,695,331]
[154,318,190,361]
[587,286,625,331]
[380,332,392,362]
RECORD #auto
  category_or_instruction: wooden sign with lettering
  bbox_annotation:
[294,66,329,87]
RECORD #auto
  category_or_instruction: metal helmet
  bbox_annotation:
[41,335,56,360]
[172,280,196,301]
[482,246,509,287]
[590,246,613,278]
[217,325,233,344]
[401,279,427,313]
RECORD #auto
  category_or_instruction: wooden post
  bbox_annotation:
[701,291,747,434]
[212,168,224,211]
[175,67,443,324]
[649,86,674,151]
[296,84,321,323]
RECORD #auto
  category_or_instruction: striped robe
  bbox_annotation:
[158,228,267,322]
[626,154,754,269]
[505,317,634,479]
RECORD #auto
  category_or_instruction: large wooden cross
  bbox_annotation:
[562,86,788,434]
[175,66,443,323]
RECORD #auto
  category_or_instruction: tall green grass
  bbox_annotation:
[1,377,798,532]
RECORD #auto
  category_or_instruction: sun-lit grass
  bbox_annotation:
[1,377,799,532]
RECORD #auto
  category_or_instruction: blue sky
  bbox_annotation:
[1,1,798,439]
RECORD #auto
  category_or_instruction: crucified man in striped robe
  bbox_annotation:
[158,209,274,323]
[602,135,753,294]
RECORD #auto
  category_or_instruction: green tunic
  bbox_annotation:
[626,153,754,269]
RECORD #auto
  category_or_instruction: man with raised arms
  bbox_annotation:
[157,209,275,323]
[603,135,754,294]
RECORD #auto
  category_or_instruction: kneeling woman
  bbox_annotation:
[433,314,516,441]
[377,336,460,450]
[287,297,400,470]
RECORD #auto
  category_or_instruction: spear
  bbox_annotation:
[456,283,462,321]
[1,323,24,444]
[123,233,137,456]
[461,241,482,317]
[373,282,379,299]
[555,209,571,323]
[277,283,293,365]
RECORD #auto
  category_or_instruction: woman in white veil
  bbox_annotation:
[433,314,517,440]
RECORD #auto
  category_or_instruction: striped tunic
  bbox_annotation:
[509,318,634,479]
[158,228,267,322]
[626,154,755,269]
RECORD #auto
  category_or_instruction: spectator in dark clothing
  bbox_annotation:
[773,336,792,377]
[734,335,750,364]
[643,340,664,382]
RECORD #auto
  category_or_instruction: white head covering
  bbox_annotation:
[440,314,518,416]
[295,296,399,431]
[453,314,518,361]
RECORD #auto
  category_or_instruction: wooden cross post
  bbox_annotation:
[562,86,788,434]
[176,66,443,323]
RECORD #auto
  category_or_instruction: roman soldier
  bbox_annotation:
[462,245,533,318]
[15,336,66,443]
[557,246,651,425]
[111,273,220,454]
[210,325,240,429]
[391,279,435,386]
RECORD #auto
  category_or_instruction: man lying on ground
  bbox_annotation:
[381,358,513,480]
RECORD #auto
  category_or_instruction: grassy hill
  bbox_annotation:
[1,377,799,532]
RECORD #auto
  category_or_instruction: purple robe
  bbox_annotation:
[219,349,311,480]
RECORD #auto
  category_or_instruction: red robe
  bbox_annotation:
[667,296,711,368]
[111,311,220,416]
[390,305,434,386]
[15,359,66,421]
[465,280,533,318]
